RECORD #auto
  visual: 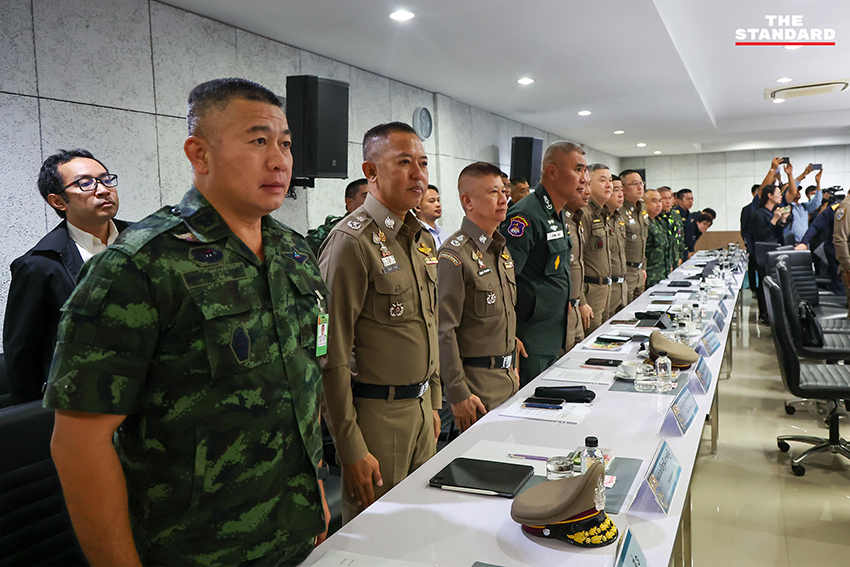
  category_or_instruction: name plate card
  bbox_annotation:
[712,309,725,332]
[641,440,682,516]
[725,283,736,299]
[699,328,721,356]
[692,356,713,393]
[718,299,729,318]
[669,384,700,434]
[613,526,648,567]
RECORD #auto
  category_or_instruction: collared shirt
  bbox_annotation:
[788,190,823,243]
[45,188,326,565]
[580,198,612,279]
[319,193,441,464]
[66,219,119,263]
[564,207,587,304]
[438,217,517,409]
[620,199,648,268]
[420,219,450,248]
[609,208,627,277]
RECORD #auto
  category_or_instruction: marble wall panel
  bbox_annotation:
[390,81,436,157]
[670,154,698,179]
[1,0,37,96]
[697,152,726,178]
[620,157,645,170]
[694,178,727,231]
[670,178,698,195]
[34,0,154,112]
[470,106,499,164]
[643,155,671,182]
[350,67,390,145]
[727,176,755,232]
[270,190,309,235]
[449,99,473,161]
[725,150,755,178]
[235,29,300,101]
[40,99,160,222]
[150,2,237,117]
[784,147,814,172]
[813,145,848,176]
[492,115,511,168]
[156,115,191,206]
[433,93,453,158]
[0,94,46,328]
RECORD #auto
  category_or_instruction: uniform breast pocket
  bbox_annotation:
[473,276,500,317]
[544,237,569,276]
[425,263,438,312]
[591,225,606,248]
[372,273,417,324]
[504,268,517,305]
[285,271,324,351]
[187,280,276,377]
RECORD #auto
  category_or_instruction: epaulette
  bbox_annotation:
[832,203,840,210]
[112,206,184,256]
[443,231,467,250]
[335,211,372,235]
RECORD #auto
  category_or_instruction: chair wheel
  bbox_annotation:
[778,440,790,452]
[785,405,796,415]
[792,464,806,476]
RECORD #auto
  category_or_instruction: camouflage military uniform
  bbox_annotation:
[659,209,685,271]
[45,188,326,567]
[645,216,672,287]
[305,213,344,256]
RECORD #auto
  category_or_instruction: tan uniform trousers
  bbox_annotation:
[463,365,518,412]
[343,394,435,523]
[585,283,610,333]
[566,304,585,351]
[605,282,628,320]
[626,266,645,304]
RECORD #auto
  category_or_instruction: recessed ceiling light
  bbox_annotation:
[784,45,801,50]
[614,130,625,135]
[577,110,591,116]
[389,10,414,21]
[654,150,662,155]
[773,98,786,104]
[777,77,793,83]
[517,77,534,85]
[637,143,647,148]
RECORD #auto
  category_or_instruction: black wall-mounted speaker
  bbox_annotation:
[286,75,349,183]
[510,137,543,187]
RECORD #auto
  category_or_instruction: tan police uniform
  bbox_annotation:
[580,198,612,333]
[564,207,586,350]
[319,193,441,523]
[605,207,628,320]
[438,217,518,411]
[621,199,649,303]
[832,194,850,310]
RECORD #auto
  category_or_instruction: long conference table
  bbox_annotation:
[304,250,745,567]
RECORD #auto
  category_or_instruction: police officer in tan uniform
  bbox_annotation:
[620,169,649,303]
[319,122,441,523]
[580,164,614,332]
[439,162,525,431]
[605,178,628,319]
[832,192,850,310]
[564,184,590,351]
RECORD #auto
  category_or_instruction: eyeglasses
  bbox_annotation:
[626,181,645,187]
[63,174,118,192]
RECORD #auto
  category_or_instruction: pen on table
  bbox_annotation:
[508,453,550,462]
[580,364,608,370]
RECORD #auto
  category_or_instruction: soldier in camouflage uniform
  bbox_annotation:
[305,177,369,255]
[643,189,672,286]
[657,186,685,272]
[46,79,328,567]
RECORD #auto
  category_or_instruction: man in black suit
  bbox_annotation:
[3,149,130,403]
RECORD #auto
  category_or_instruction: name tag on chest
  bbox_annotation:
[381,255,401,273]
[547,229,565,241]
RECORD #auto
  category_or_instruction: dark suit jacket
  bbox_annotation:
[3,219,130,403]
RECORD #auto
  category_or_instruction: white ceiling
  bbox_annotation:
[161,0,850,158]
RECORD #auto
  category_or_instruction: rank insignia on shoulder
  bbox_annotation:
[190,246,223,264]
[832,203,840,211]
[554,255,561,270]
[347,220,362,230]
[450,239,461,247]
[284,246,307,263]
[417,243,432,255]
[439,251,461,266]
[174,232,201,243]
[479,234,488,244]
[642,210,649,217]
[543,195,553,210]
[837,208,845,220]
[507,215,529,237]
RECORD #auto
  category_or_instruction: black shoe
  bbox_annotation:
[758,314,770,325]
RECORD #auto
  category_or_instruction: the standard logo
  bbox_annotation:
[735,15,835,46]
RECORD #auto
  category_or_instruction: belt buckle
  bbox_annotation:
[501,355,513,369]
[605,277,612,285]
[417,381,429,398]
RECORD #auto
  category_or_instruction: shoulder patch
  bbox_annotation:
[438,251,461,266]
[507,215,530,237]
[837,208,845,221]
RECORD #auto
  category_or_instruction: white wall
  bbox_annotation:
[621,146,850,231]
[0,0,619,330]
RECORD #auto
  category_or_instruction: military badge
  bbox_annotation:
[456,235,465,242]
[837,208,846,221]
[284,246,307,264]
[384,217,396,230]
[356,215,367,223]
[486,292,496,305]
[439,251,461,266]
[348,220,361,230]
[173,232,201,243]
[450,239,460,247]
[631,234,637,240]
[555,255,561,270]
[190,246,223,264]
[417,243,432,255]
[472,249,486,269]
[479,234,487,244]
[507,215,529,237]
[543,195,553,210]
[390,301,404,317]
[425,256,438,265]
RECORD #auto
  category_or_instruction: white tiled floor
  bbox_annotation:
[691,296,850,567]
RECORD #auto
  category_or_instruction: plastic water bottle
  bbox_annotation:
[691,302,701,332]
[581,436,605,475]
[655,350,673,392]
[676,322,689,344]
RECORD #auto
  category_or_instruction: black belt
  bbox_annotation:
[570,298,580,308]
[462,353,514,370]
[627,261,644,269]
[351,380,429,400]
[611,275,625,283]
[584,276,612,285]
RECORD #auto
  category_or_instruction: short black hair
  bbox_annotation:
[460,161,504,182]
[701,207,717,220]
[510,176,528,185]
[611,174,620,182]
[38,149,108,219]
[362,122,418,161]
[676,188,693,199]
[427,184,439,193]
[694,212,713,224]
[187,78,282,137]
[619,169,642,180]
[751,184,761,195]
[344,178,368,200]
[805,184,817,195]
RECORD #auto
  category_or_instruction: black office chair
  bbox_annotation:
[772,249,847,310]
[764,277,850,476]
[768,252,850,332]
[0,401,87,566]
